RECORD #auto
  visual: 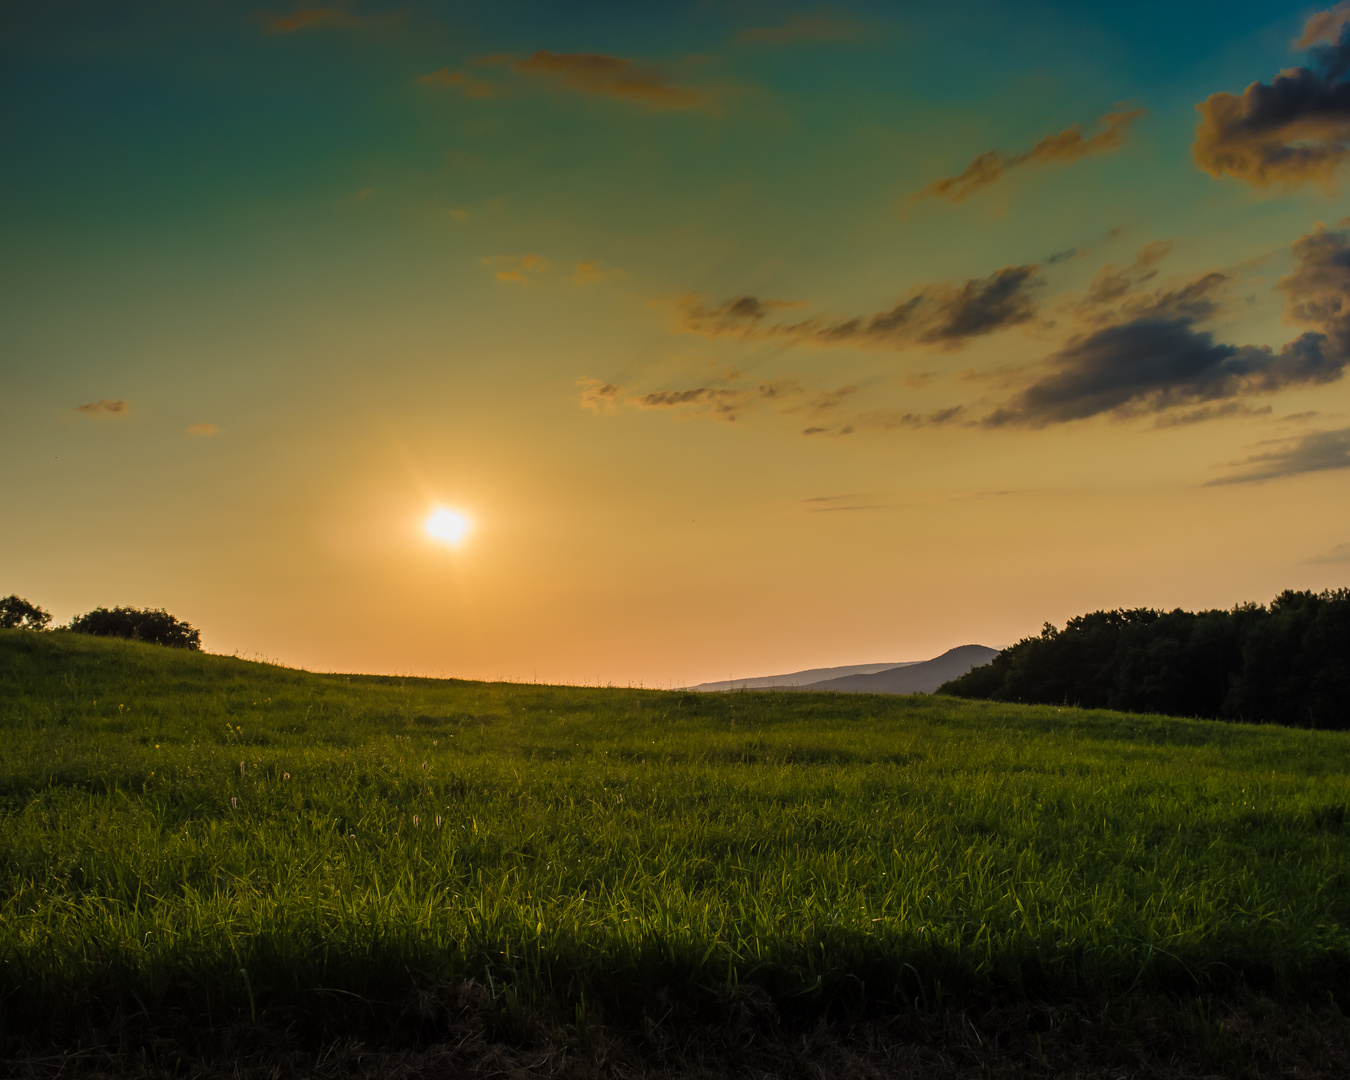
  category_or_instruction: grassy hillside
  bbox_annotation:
[3,629,1350,1069]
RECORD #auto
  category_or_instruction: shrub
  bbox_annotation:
[68,606,201,650]
[0,596,51,631]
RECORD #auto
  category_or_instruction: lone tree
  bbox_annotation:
[69,606,201,650]
[0,596,52,631]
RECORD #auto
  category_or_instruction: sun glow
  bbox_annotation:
[425,507,473,546]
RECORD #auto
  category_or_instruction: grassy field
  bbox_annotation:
[3,628,1350,1074]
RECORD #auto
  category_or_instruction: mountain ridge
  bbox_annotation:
[687,660,918,692]
[797,645,999,694]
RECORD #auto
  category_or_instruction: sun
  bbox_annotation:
[425,507,473,546]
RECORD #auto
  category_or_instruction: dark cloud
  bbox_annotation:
[912,109,1145,203]
[679,265,1042,352]
[76,399,127,416]
[1279,222,1350,356]
[512,51,702,109]
[986,225,1350,426]
[738,12,867,45]
[1208,426,1350,484]
[1194,20,1350,188]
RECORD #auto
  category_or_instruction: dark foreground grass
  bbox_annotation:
[2,629,1350,1076]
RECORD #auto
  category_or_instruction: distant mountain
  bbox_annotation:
[688,660,917,692]
[799,645,1000,695]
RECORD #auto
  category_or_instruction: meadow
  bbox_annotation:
[3,628,1350,1074]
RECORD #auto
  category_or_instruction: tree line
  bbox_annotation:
[940,589,1350,729]
[0,595,201,650]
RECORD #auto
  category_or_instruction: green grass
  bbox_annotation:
[2,627,1350,1051]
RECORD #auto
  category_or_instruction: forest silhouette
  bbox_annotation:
[942,589,1350,729]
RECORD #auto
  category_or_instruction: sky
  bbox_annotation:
[5,0,1350,686]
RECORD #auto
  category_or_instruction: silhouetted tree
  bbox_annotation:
[68,606,201,650]
[0,595,52,631]
[939,590,1350,730]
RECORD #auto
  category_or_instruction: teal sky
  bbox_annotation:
[5,1,1350,684]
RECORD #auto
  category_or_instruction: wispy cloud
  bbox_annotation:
[511,51,703,110]
[574,260,620,284]
[1194,14,1350,188]
[912,109,1145,203]
[799,492,891,511]
[418,67,496,98]
[738,10,868,45]
[76,399,127,416]
[577,378,622,414]
[1308,539,1350,562]
[1209,426,1350,484]
[677,265,1043,352]
[579,372,868,426]
[1080,241,1174,311]
[482,253,549,283]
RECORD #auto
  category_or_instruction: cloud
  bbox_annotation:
[1152,402,1271,428]
[913,109,1145,203]
[1209,426,1350,483]
[1193,20,1350,188]
[1046,246,1087,265]
[577,378,622,414]
[187,423,220,435]
[1279,221,1350,356]
[581,372,867,425]
[738,11,867,45]
[574,260,621,284]
[1308,539,1350,562]
[1296,3,1350,49]
[677,265,1042,351]
[986,225,1350,427]
[1082,241,1174,309]
[512,51,702,110]
[418,67,496,98]
[631,387,744,419]
[76,399,127,416]
[800,493,890,511]
[802,405,968,437]
[482,254,548,283]
[675,295,806,338]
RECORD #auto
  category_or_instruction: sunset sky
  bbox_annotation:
[6,0,1350,686]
